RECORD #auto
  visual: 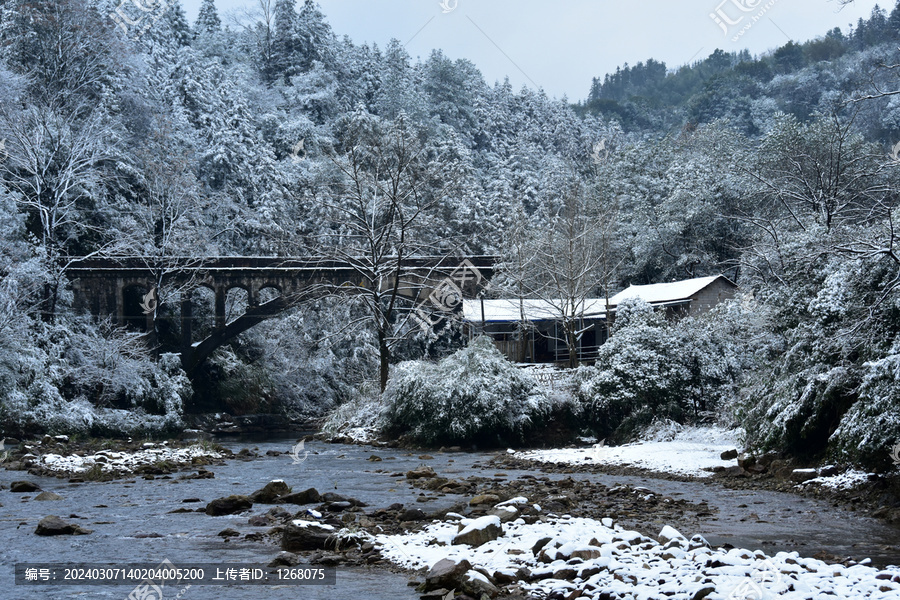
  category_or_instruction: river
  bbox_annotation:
[2,435,899,599]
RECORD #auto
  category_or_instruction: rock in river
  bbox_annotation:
[250,480,291,503]
[205,495,253,516]
[10,481,40,493]
[35,516,92,536]
[279,487,321,505]
[281,520,336,552]
[34,491,63,501]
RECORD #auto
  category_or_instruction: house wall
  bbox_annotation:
[687,278,737,316]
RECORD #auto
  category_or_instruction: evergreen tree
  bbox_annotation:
[271,0,299,82]
[296,0,336,71]
[195,0,221,36]
[890,0,900,39]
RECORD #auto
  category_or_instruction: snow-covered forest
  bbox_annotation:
[3,0,900,474]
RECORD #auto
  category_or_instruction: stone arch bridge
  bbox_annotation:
[67,256,495,376]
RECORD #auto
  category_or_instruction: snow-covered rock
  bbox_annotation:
[374,502,900,600]
[453,515,502,546]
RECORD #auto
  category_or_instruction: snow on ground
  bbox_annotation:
[514,426,742,478]
[800,469,873,491]
[375,507,900,600]
[29,443,222,475]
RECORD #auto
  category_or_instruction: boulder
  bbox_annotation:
[217,528,240,537]
[720,449,738,461]
[424,558,472,591]
[281,520,336,552]
[469,494,500,506]
[248,515,272,527]
[689,534,711,550]
[453,515,502,547]
[721,465,746,477]
[658,525,688,546]
[789,468,818,483]
[488,505,519,523]
[267,506,293,522]
[10,481,40,493]
[531,537,553,555]
[319,492,366,506]
[268,552,300,568]
[34,491,63,501]
[462,570,500,598]
[736,454,756,470]
[35,515,92,536]
[250,480,291,503]
[692,586,716,600]
[205,495,253,516]
[399,508,426,521]
[406,465,437,480]
[569,547,603,560]
[279,488,321,505]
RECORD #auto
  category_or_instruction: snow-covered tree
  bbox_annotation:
[195,0,221,36]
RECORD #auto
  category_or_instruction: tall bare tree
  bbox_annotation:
[306,110,464,391]
[501,175,618,368]
[0,102,114,320]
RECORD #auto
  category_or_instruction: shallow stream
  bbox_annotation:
[2,435,899,599]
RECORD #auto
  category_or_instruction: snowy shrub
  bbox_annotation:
[740,251,900,469]
[381,336,548,446]
[576,297,745,442]
[218,298,379,419]
[828,349,900,471]
[1,316,189,437]
[320,380,386,443]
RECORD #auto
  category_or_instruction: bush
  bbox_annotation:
[740,254,900,469]
[826,348,900,471]
[320,380,385,443]
[381,336,548,446]
[1,316,189,437]
[576,297,745,442]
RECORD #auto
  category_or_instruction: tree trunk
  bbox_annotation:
[378,329,390,392]
[566,324,578,369]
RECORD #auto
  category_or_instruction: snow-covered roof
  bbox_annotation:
[462,298,608,323]
[607,275,735,306]
[463,276,735,323]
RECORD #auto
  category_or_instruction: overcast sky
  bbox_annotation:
[180,0,884,100]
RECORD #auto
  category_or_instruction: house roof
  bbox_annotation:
[462,275,736,323]
[607,274,736,306]
[462,298,608,323]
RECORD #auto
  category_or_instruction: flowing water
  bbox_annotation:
[2,435,899,599]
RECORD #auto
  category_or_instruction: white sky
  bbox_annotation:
[181,0,885,99]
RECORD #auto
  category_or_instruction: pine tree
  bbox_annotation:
[168,0,192,47]
[889,0,900,39]
[271,0,299,82]
[195,0,221,36]
[296,0,335,70]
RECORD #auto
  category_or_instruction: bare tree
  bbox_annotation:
[307,111,463,391]
[738,112,900,296]
[494,207,538,363]
[0,102,115,320]
[501,176,618,368]
[104,125,212,347]
[229,0,276,78]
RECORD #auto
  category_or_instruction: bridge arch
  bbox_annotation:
[122,282,152,331]
[225,287,249,325]
[66,256,496,378]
